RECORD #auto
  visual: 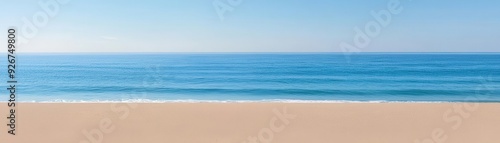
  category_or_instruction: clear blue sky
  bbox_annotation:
[1,0,499,52]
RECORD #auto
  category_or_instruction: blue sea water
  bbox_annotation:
[8,53,500,102]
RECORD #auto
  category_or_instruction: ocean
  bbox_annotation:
[9,53,500,102]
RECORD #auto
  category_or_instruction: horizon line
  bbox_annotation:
[5,52,500,55]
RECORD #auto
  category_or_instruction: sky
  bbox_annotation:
[1,0,499,52]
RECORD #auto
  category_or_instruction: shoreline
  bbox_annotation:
[4,100,500,103]
[2,103,500,143]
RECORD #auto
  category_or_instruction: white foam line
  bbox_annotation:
[0,99,453,103]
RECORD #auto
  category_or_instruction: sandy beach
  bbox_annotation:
[1,103,499,143]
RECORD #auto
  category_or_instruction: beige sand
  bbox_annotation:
[1,103,499,143]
